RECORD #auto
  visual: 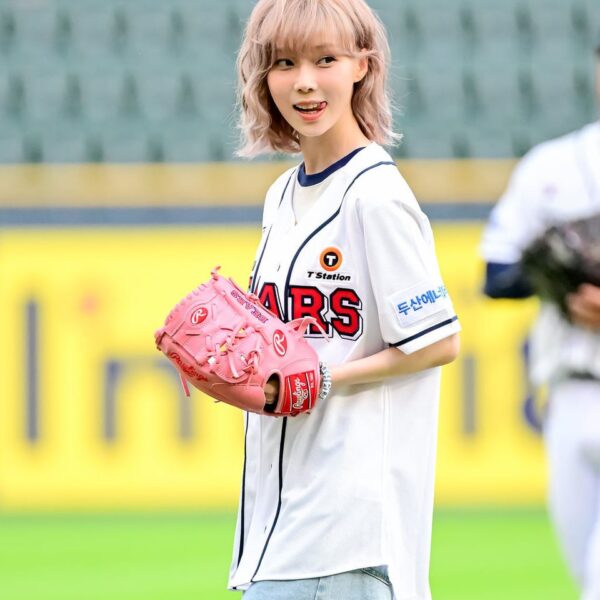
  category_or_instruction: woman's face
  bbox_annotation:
[266,39,367,144]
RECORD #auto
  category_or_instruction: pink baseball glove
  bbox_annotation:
[155,267,326,416]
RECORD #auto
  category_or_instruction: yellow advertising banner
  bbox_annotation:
[0,225,543,509]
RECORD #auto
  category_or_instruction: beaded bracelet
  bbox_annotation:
[318,362,332,402]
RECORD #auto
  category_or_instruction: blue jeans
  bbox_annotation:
[242,566,392,600]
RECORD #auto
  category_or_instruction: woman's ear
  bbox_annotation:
[354,50,369,83]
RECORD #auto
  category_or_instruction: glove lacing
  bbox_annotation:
[204,324,263,381]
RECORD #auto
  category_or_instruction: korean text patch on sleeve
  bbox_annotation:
[387,280,452,328]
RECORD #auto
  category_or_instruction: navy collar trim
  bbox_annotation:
[297,146,366,187]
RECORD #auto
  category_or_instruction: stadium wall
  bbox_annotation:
[0,160,548,510]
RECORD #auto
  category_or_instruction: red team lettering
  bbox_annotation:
[289,286,330,336]
[257,283,362,338]
[258,283,284,319]
[330,288,363,340]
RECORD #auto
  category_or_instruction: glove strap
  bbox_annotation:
[318,362,332,403]
[179,374,191,398]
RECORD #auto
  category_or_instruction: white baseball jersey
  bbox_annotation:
[481,121,600,385]
[228,143,460,600]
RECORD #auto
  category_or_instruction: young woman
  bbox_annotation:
[230,1,460,598]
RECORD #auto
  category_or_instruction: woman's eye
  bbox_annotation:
[318,56,336,65]
[274,58,293,67]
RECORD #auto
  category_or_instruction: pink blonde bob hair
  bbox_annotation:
[236,0,400,156]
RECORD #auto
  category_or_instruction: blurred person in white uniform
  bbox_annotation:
[481,44,600,600]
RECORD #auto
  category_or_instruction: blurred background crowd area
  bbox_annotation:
[0,0,598,164]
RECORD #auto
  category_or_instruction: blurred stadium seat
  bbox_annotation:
[0,0,598,162]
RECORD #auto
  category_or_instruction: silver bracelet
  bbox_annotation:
[318,362,332,402]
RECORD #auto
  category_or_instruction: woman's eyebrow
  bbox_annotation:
[274,44,339,53]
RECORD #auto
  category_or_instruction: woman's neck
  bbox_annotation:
[299,121,370,175]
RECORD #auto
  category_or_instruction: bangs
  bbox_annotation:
[256,0,361,60]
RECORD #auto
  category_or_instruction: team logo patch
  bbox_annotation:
[319,247,342,272]
[273,329,287,356]
[190,306,209,325]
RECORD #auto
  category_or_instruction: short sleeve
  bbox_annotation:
[481,151,551,263]
[361,195,460,354]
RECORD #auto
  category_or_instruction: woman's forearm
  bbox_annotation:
[264,334,460,404]
[330,333,460,387]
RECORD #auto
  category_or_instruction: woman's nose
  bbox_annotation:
[293,64,317,93]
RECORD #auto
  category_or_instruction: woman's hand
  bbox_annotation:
[567,284,600,331]
[264,375,280,407]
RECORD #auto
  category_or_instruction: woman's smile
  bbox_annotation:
[293,100,328,121]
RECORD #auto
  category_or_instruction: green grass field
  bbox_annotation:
[0,509,577,600]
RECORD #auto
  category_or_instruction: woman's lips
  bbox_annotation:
[293,101,327,121]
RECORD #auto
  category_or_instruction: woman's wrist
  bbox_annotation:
[318,362,333,402]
